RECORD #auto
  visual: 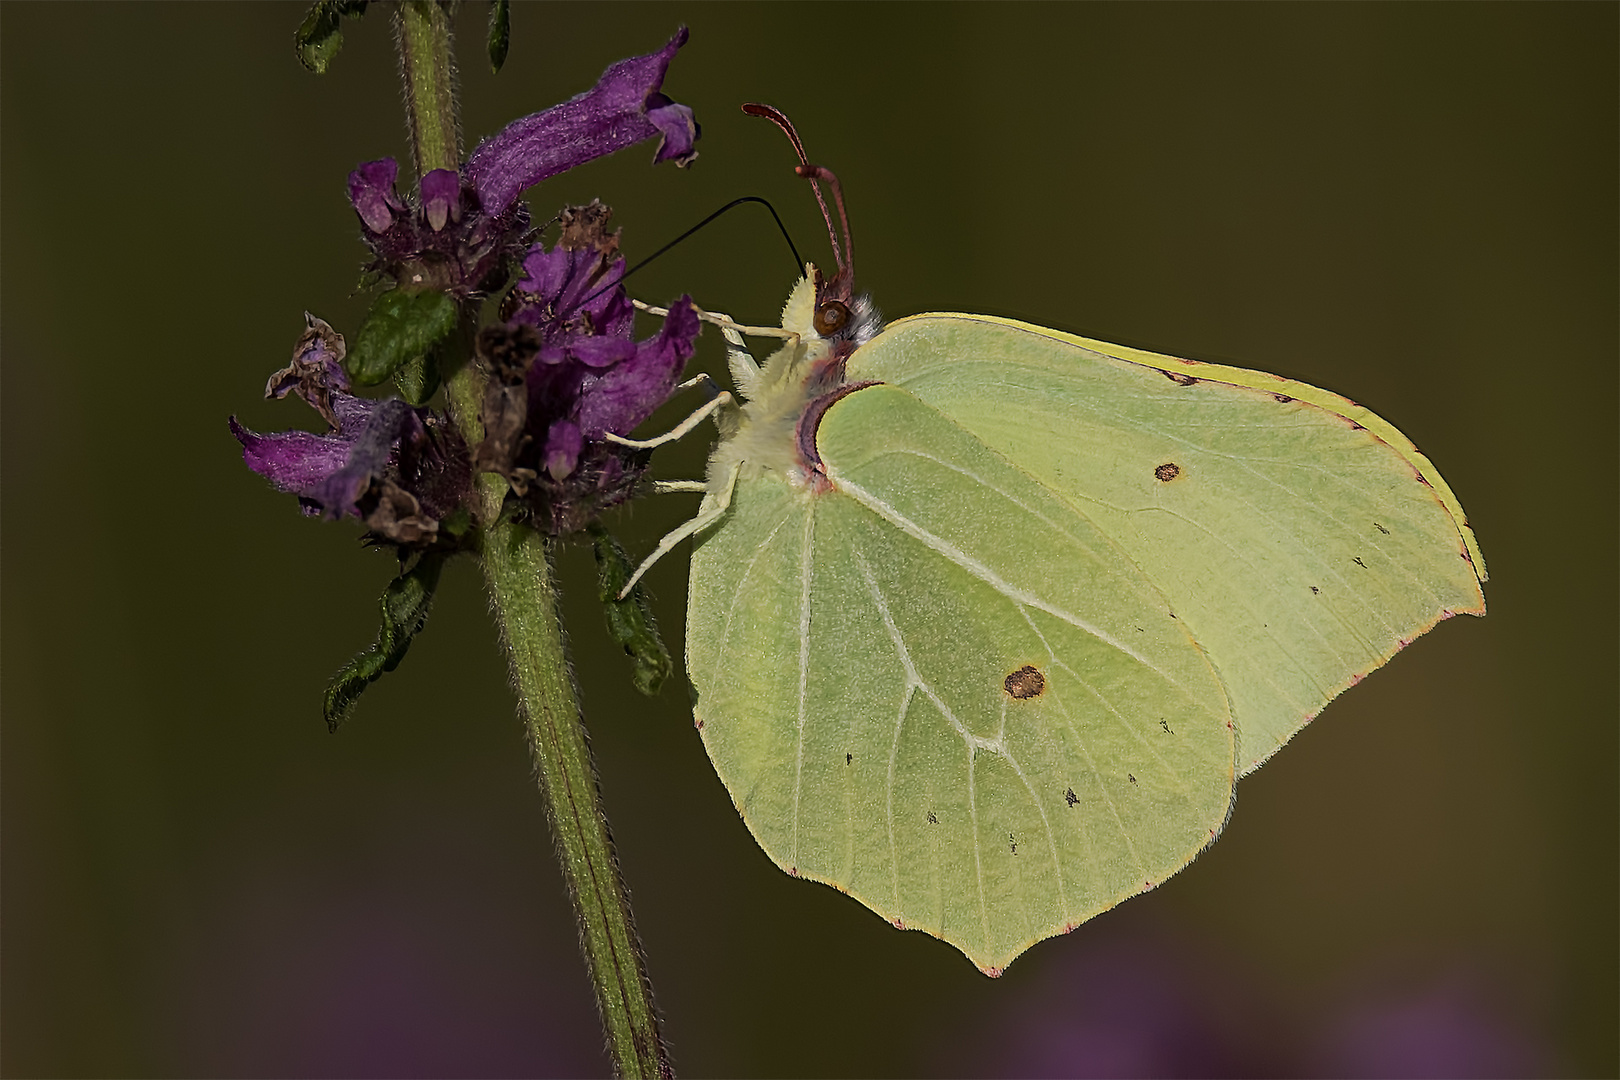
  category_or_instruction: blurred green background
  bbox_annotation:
[4,3,1615,1076]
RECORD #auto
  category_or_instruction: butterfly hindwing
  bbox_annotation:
[690,382,1236,972]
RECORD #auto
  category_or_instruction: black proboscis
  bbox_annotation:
[580,196,804,310]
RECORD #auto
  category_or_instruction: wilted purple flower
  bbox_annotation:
[467,28,699,217]
[230,315,468,545]
[475,204,700,535]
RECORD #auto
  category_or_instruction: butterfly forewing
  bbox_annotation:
[846,315,1486,774]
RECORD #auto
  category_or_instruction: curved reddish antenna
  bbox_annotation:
[741,103,855,298]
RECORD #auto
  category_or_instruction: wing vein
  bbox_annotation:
[997,741,1069,916]
[712,514,793,689]
[913,358,1443,637]
[1050,682,1149,882]
[858,557,993,951]
[837,477,1188,696]
[1014,606,1184,778]
[852,545,916,916]
[790,507,815,869]
[1132,506,1346,702]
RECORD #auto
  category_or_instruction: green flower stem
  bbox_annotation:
[483,524,670,1080]
[394,5,671,1076]
[396,0,460,175]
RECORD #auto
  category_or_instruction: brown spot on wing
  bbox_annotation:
[1004,665,1046,699]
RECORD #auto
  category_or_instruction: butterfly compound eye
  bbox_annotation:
[814,300,850,336]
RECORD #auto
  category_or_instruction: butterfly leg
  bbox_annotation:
[603,390,734,451]
[709,314,763,397]
[632,300,799,405]
[618,459,742,598]
[634,298,801,343]
[674,372,746,423]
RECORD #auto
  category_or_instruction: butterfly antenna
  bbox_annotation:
[742,103,848,284]
[794,162,854,299]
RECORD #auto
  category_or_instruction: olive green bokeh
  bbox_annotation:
[3,3,1614,1076]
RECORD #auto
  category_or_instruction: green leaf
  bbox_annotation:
[438,507,472,541]
[323,551,446,731]
[494,495,528,529]
[590,523,671,696]
[487,0,511,74]
[294,0,368,74]
[394,348,441,405]
[345,288,458,387]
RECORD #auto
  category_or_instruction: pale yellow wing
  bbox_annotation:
[845,313,1485,774]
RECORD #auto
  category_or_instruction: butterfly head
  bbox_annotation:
[807,264,882,349]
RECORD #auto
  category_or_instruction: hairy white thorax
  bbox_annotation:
[706,272,838,493]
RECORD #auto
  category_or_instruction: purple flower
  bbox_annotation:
[343,30,697,302]
[346,161,528,300]
[347,159,407,234]
[419,168,461,232]
[574,298,699,440]
[474,205,700,535]
[230,315,467,545]
[466,28,699,216]
[237,36,702,544]
[509,225,633,345]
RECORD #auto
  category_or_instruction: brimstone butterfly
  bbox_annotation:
[628,105,1486,975]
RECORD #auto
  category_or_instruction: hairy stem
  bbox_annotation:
[483,525,670,1079]
[394,6,670,1076]
[395,0,460,174]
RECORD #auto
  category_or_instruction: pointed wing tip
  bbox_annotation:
[1239,595,1489,777]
